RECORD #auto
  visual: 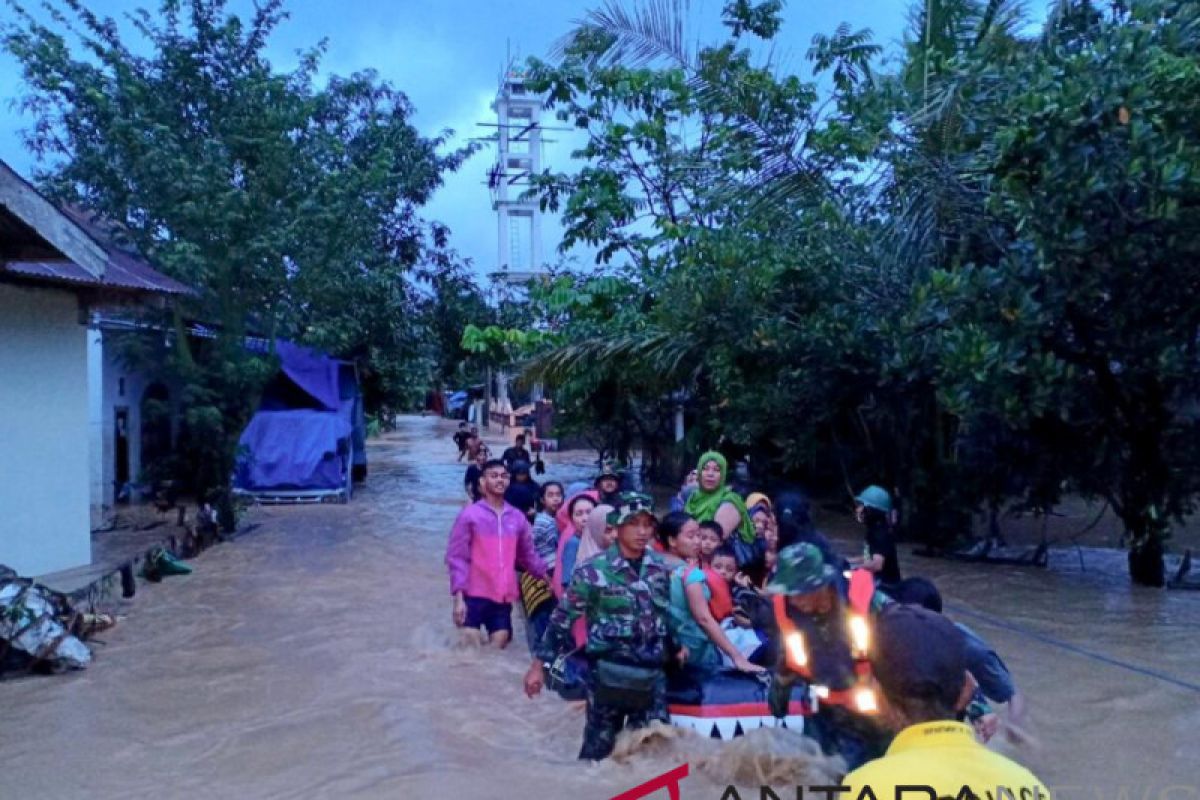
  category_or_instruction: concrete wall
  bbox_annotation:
[88,328,178,517]
[0,282,91,575]
[87,326,105,523]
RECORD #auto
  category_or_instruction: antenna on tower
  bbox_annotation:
[479,42,548,286]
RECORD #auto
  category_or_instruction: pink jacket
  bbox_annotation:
[446,500,547,604]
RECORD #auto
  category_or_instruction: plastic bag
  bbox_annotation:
[0,572,92,670]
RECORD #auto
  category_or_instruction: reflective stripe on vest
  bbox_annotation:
[772,569,878,713]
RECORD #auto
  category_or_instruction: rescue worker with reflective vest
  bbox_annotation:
[765,542,894,770]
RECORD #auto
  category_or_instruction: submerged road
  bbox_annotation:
[1,416,1196,798]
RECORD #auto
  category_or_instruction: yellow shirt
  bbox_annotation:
[842,721,1050,800]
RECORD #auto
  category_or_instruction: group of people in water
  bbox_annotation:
[445,431,1046,793]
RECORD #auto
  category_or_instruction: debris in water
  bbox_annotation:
[611,721,846,786]
[0,566,92,671]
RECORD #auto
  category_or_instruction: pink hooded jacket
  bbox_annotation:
[446,500,547,604]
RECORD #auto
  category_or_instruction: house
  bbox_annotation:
[87,314,183,518]
[0,160,190,576]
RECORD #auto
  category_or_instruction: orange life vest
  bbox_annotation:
[772,569,879,713]
[703,567,735,622]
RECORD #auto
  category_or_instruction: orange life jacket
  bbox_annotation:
[703,567,735,622]
[772,569,879,713]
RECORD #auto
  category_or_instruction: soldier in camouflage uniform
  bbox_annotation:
[524,493,681,761]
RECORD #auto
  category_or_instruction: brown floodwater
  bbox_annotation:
[2,416,1197,799]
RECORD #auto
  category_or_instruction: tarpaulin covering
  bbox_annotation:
[276,339,340,411]
[235,409,350,491]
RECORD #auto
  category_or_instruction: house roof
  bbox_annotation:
[0,160,193,297]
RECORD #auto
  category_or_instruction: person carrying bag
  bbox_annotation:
[524,493,684,761]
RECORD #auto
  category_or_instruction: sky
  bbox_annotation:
[0,0,914,277]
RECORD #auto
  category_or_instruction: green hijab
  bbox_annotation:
[684,451,757,544]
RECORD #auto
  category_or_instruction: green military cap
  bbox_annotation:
[608,492,656,526]
[595,459,624,482]
[766,542,838,595]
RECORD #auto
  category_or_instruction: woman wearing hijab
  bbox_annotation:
[686,452,758,544]
[575,503,617,568]
[561,504,615,654]
[552,493,598,598]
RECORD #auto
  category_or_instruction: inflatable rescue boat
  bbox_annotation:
[666,671,811,740]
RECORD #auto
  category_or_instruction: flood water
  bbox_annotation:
[2,416,1197,799]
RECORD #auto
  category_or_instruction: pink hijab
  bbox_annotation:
[552,491,599,598]
[562,503,613,652]
[555,489,599,534]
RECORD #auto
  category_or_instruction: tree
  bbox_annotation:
[517,0,1200,584]
[930,0,1200,584]
[3,0,469,524]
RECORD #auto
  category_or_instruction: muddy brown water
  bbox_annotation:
[2,416,1197,799]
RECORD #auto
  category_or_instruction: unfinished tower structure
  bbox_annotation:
[487,67,544,282]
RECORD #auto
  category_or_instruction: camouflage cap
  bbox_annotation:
[766,542,838,595]
[607,492,656,526]
[595,459,623,482]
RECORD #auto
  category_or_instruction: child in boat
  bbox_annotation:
[710,545,768,664]
[697,520,723,567]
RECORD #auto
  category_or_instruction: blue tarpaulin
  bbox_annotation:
[275,340,340,412]
[235,410,350,491]
[234,341,359,495]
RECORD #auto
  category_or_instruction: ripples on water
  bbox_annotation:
[1,416,1196,798]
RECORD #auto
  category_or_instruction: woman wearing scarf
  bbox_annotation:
[564,505,615,651]
[536,505,616,702]
[576,504,617,567]
[552,492,599,598]
[686,452,758,544]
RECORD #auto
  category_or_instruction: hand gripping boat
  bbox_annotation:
[666,570,879,740]
[666,671,813,740]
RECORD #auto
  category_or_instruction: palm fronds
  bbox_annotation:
[523,328,702,387]
[554,0,693,68]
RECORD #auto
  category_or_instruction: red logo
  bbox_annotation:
[609,764,690,800]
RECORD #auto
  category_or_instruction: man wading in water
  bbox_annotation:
[841,605,1048,796]
[446,460,548,648]
[524,494,683,761]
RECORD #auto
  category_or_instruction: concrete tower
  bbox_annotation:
[488,67,544,282]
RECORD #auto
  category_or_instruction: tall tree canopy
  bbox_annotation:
[496,0,1200,585]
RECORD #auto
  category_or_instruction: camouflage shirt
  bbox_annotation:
[536,544,675,667]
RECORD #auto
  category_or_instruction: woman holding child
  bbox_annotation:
[657,512,764,677]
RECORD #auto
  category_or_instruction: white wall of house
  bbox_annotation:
[0,282,91,575]
[89,327,179,516]
[87,327,105,524]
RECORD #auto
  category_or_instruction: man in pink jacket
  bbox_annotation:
[446,459,548,648]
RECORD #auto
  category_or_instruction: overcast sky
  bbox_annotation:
[0,0,914,276]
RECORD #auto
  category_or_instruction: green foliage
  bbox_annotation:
[2,0,471,521]
[521,0,1200,584]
